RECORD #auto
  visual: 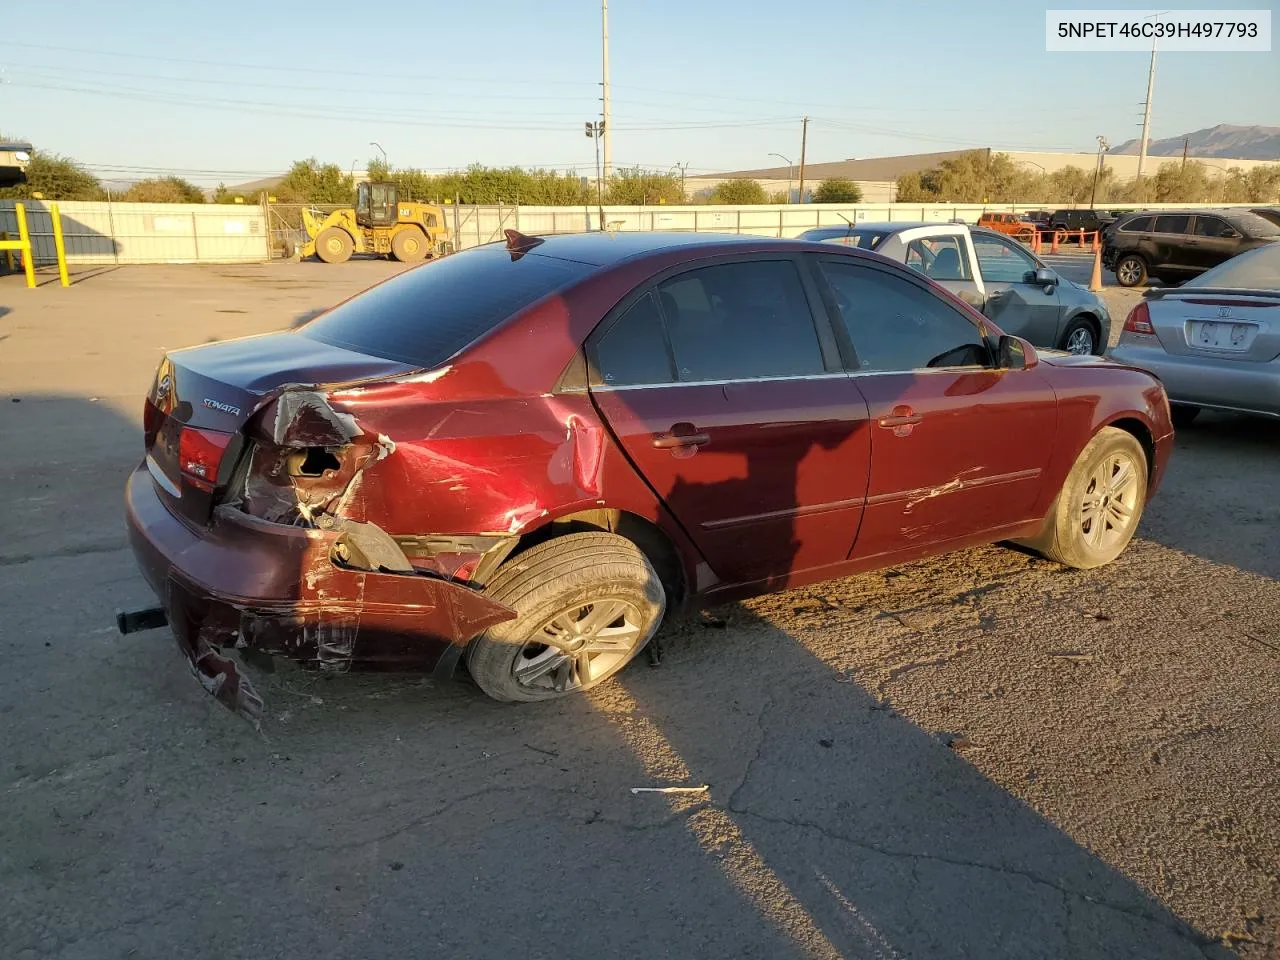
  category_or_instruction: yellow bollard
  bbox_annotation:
[50,203,70,288]
[14,203,36,289]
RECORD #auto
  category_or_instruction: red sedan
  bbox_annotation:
[123,231,1173,719]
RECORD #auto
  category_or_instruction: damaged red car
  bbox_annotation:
[123,231,1173,720]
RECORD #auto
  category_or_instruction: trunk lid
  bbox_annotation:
[144,331,415,524]
[1147,291,1280,363]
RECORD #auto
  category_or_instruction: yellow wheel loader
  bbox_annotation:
[300,181,453,264]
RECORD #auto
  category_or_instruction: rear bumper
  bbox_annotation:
[1108,341,1280,418]
[124,466,515,721]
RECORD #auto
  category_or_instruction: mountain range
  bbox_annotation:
[1111,124,1279,161]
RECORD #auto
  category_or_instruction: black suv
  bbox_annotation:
[1050,209,1117,233]
[1102,208,1280,287]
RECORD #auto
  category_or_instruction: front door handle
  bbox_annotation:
[877,405,923,437]
[653,423,710,450]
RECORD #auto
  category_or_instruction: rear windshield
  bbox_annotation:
[301,246,592,367]
[1185,243,1280,290]
[815,229,886,249]
[1230,212,1280,238]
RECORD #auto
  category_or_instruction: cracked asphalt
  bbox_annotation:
[2,258,1277,959]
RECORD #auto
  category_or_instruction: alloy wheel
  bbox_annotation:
[513,599,647,693]
[1066,327,1094,355]
[1079,452,1141,552]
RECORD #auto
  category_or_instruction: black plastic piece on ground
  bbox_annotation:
[115,606,168,635]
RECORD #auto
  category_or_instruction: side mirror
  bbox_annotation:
[998,335,1039,370]
[1032,267,1056,287]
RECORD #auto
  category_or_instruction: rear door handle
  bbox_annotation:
[653,423,710,449]
[878,405,923,436]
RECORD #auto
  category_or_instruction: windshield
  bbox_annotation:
[301,246,593,367]
[1184,243,1280,291]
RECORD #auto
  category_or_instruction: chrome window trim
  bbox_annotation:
[591,366,993,392]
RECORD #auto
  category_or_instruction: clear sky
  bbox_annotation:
[1,0,1277,186]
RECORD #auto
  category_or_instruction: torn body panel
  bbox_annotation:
[126,467,516,722]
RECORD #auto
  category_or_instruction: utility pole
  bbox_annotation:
[1137,41,1157,181]
[586,121,606,229]
[1090,136,1110,206]
[601,0,612,180]
[796,117,809,204]
[670,161,689,201]
[1181,137,1189,170]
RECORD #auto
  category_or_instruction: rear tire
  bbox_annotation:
[315,227,353,264]
[1026,427,1148,570]
[1115,254,1147,287]
[1171,405,1201,428]
[466,533,666,703]
[391,227,428,263]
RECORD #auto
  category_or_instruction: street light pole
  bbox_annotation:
[369,141,387,170]
[769,152,794,202]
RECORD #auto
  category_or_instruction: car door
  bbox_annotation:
[586,256,872,587]
[1188,215,1244,270]
[970,230,1063,347]
[811,255,1058,562]
[1150,214,1194,275]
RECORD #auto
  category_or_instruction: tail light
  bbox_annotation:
[1123,302,1155,336]
[179,427,234,492]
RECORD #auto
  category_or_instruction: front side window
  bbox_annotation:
[1153,215,1191,235]
[1120,215,1154,233]
[656,260,824,382]
[972,233,1037,283]
[819,260,990,372]
[905,236,971,281]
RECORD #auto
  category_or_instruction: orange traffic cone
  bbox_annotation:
[1089,244,1103,292]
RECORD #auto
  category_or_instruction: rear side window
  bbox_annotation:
[1153,215,1191,235]
[656,260,824,382]
[820,260,990,372]
[301,247,591,367]
[1120,215,1154,233]
[593,293,673,387]
[905,236,972,281]
[1192,216,1238,238]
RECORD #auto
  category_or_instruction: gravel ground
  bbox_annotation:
[1,258,1276,959]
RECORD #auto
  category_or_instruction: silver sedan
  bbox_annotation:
[1108,243,1280,425]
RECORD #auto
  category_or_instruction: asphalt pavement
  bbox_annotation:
[1,260,1276,960]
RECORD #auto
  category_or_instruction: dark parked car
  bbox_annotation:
[1251,206,1280,228]
[123,231,1173,719]
[1050,209,1118,234]
[1102,208,1280,287]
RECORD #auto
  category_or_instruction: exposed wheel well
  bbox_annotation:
[510,509,688,607]
[1105,417,1156,481]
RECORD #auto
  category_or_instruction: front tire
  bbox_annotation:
[466,533,666,702]
[315,227,353,264]
[1027,427,1148,570]
[1115,254,1147,287]
[1060,317,1099,355]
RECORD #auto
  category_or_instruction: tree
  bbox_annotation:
[711,179,767,204]
[812,177,863,203]
[605,167,684,205]
[275,159,354,204]
[123,176,205,203]
[0,150,103,200]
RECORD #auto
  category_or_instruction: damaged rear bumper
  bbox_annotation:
[124,466,516,722]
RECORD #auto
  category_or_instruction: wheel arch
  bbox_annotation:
[508,508,690,608]
[1099,415,1155,482]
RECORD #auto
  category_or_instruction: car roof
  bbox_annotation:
[508,231,788,267]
